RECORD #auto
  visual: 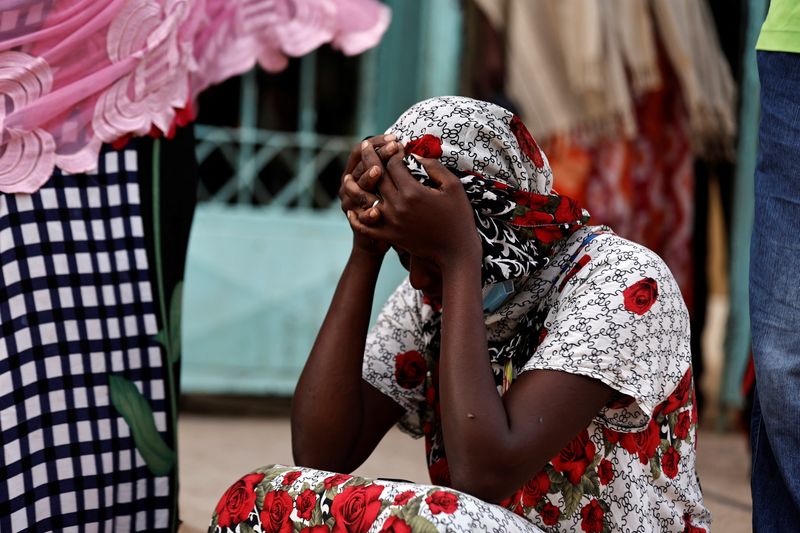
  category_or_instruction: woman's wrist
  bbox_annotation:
[349,245,386,271]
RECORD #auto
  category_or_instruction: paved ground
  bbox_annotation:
[177,413,752,533]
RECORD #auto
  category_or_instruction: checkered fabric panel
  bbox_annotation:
[0,147,172,532]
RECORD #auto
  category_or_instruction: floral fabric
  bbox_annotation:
[362,227,711,531]
[210,464,541,533]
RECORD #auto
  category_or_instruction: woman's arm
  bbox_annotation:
[291,138,404,472]
[349,150,616,501]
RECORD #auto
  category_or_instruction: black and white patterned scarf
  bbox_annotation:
[388,96,589,287]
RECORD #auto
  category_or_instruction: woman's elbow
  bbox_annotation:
[449,466,515,504]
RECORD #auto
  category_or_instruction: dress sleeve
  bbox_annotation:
[520,238,692,432]
[362,278,430,438]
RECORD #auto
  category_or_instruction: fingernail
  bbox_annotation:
[411,153,422,160]
[361,140,369,149]
[384,134,397,141]
[369,165,381,178]
[385,141,397,154]
[369,208,379,218]
[344,173,352,182]
[346,210,353,218]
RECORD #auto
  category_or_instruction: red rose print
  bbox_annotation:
[394,350,427,389]
[580,499,605,533]
[674,411,692,439]
[619,419,662,464]
[379,516,412,533]
[499,488,524,511]
[214,472,265,527]
[661,446,680,479]
[511,207,554,227]
[301,527,331,533]
[521,470,551,506]
[282,470,302,486]
[554,196,584,224]
[551,429,596,485]
[537,327,549,345]
[323,473,352,490]
[512,191,551,210]
[295,489,317,520]
[404,134,443,159]
[598,459,614,485]
[558,254,591,292]
[539,503,561,526]
[428,458,451,486]
[622,278,659,315]
[533,223,567,245]
[259,490,293,533]
[663,369,693,415]
[683,514,707,533]
[510,115,545,168]
[425,490,459,515]
[331,483,385,533]
[393,490,416,506]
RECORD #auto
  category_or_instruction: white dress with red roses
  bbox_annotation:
[361,226,711,532]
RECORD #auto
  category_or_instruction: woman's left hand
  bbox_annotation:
[347,144,481,269]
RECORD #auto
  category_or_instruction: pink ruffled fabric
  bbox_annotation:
[0,0,390,193]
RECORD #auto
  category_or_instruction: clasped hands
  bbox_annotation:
[338,135,480,268]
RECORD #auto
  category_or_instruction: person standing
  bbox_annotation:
[750,2,800,530]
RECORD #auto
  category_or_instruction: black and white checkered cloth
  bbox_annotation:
[0,146,172,531]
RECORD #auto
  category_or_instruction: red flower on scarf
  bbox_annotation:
[215,472,264,527]
[551,429,596,484]
[331,483,385,533]
[674,411,692,439]
[379,516,412,533]
[521,470,551,506]
[512,191,551,210]
[300,527,331,533]
[426,490,459,514]
[282,470,302,486]
[428,458,451,486]
[663,369,693,415]
[296,489,317,520]
[598,459,614,485]
[622,278,659,315]
[510,115,545,168]
[394,350,426,389]
[683,514,707,533]
[661,446,680,479]
[393,490,416,506]
[260,490,293,533]
[537,327,549,345]
[580,499,605,533]
[554,196,584,223]
[511,207,554,227]
[540,503,561,526]
[619,419,662,464]
[405,134,443,159]
[323,473,352,489]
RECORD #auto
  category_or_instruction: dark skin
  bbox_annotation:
[291,136,617,503]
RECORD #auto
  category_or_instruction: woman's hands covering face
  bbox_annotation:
[347,143,481,269]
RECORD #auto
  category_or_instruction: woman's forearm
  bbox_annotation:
[437,258,519,500]
[291,248,384,470]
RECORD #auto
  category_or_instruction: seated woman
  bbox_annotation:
[210,97,710,532]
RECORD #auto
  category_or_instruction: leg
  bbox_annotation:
[209,465,541,533]
[750,50,800,530]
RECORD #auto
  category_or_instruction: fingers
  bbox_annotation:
[340,174,383,223]
[359,136,398,192]
[347,209,386,241]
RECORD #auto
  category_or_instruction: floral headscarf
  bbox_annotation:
[387,96,589,286]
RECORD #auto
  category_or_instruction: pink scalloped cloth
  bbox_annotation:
[0,0,390,193]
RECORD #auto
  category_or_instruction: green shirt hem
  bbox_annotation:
[757,30,800,54]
